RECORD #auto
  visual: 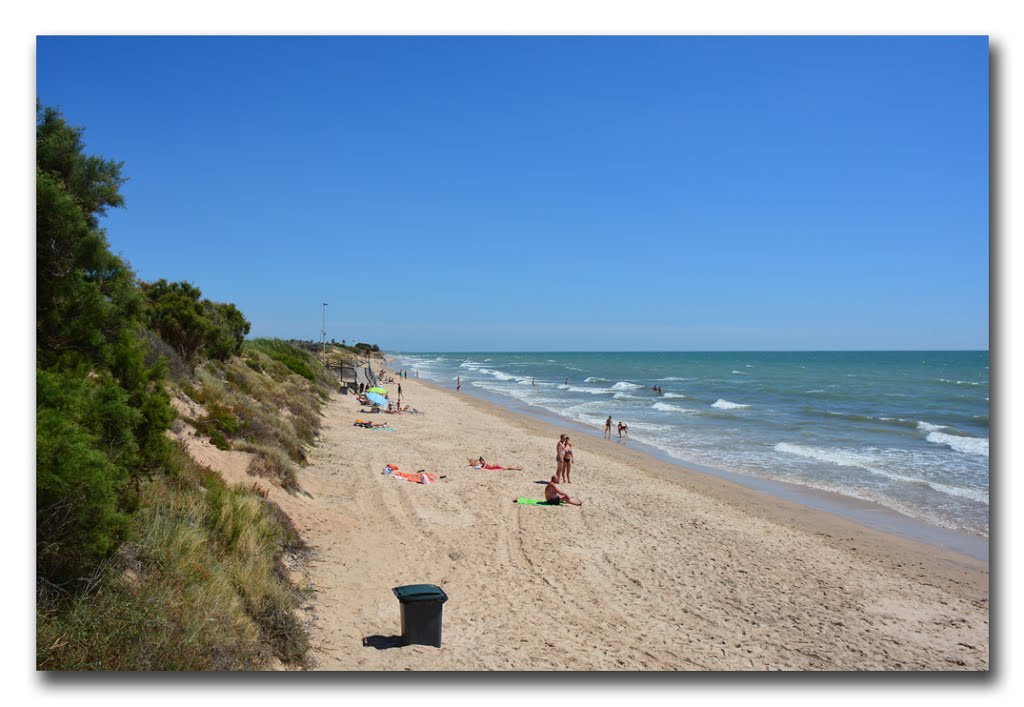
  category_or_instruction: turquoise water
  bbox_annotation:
[389,351,990,537]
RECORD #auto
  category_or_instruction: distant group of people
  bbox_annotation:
[378,368,411,383]
[651,385,663,394]
[363,365,593,507]
[603,416,628,439]
[386,402,417,414]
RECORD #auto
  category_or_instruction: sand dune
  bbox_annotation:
[237,373,988,670]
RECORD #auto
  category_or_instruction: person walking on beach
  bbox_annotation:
[618,421,628,439]
[556,435,566,482]
[562,437,574,483]
[545,475,582,506]
[604,416,612,439]
[398,382,402,398]
[456,376,461,392]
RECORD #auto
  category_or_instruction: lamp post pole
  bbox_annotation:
[321,303,328,365]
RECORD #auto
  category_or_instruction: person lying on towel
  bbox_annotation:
[467,456,523,470]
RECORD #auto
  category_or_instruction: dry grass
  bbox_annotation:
[38,340,331,671]
[186,345,333,478]
[37,435,311,671]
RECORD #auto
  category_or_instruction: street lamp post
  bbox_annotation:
[321,303,328,365]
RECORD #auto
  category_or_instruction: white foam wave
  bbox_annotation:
[624,421,675,433]
[610,381,644,390]
[926,431,989,457]
[926,480,989,504]
[659,377,695,382]
[712,399,750,410]
[662,392,688,399]
[773,442,989,504]
[775,442,877,470]
[731,370,749,375]
[916,421,947,433]
[613,392,641,400]
[652,402,700,414]
[477,367,517,381]
[565,385,613,395]
[939,378,985,386]
[774,443,928,486]
[584,377,608,383]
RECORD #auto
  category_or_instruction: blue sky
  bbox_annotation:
[36,35,989,351]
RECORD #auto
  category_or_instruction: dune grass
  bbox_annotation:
[37,441,311,670]
[182,341,337,488]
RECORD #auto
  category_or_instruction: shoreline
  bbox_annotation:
[287,364,988,669]
[393,358,988,563]
[401,371,988,584]
[442,377,988,562]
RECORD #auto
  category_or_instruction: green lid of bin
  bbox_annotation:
[392,584,448,603]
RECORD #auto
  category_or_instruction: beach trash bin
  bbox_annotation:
[392,584,449,647]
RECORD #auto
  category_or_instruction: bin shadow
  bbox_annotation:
[362,634,405,650]
[533,480,549,485]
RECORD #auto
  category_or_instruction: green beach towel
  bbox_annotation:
[514,497,560,506]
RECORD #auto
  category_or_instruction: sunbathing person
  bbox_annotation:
[467,456,523,470]
[545,475,582,506]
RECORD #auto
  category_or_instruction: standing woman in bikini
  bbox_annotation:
[563,436,574,483]
[556,435,566,483]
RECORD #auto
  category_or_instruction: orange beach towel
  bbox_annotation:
[393,470,437,484]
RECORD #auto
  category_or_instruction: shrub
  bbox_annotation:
[240,443,299,492]
[142,280,251,366]
[244,339,334,387]
[36,106,175,589]
[36,444,310,670]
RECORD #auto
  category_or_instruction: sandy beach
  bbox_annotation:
[193,366,989,670]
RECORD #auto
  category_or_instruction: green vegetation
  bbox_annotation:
[35,104,334,670]
[185,348,335,488]
[143,279,251,367]
[36,103,174,586]
[246,338,332,383]
[37,443,309,670]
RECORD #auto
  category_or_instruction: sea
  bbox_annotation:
[388,351,990,545]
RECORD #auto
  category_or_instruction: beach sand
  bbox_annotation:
[215,369,989,670]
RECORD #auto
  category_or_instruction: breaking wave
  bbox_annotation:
[712,399,750,410]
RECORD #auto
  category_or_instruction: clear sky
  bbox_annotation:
[36,35,989,352]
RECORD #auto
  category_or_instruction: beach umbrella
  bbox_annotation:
[366,389,389,407]
[367,387,387,395]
